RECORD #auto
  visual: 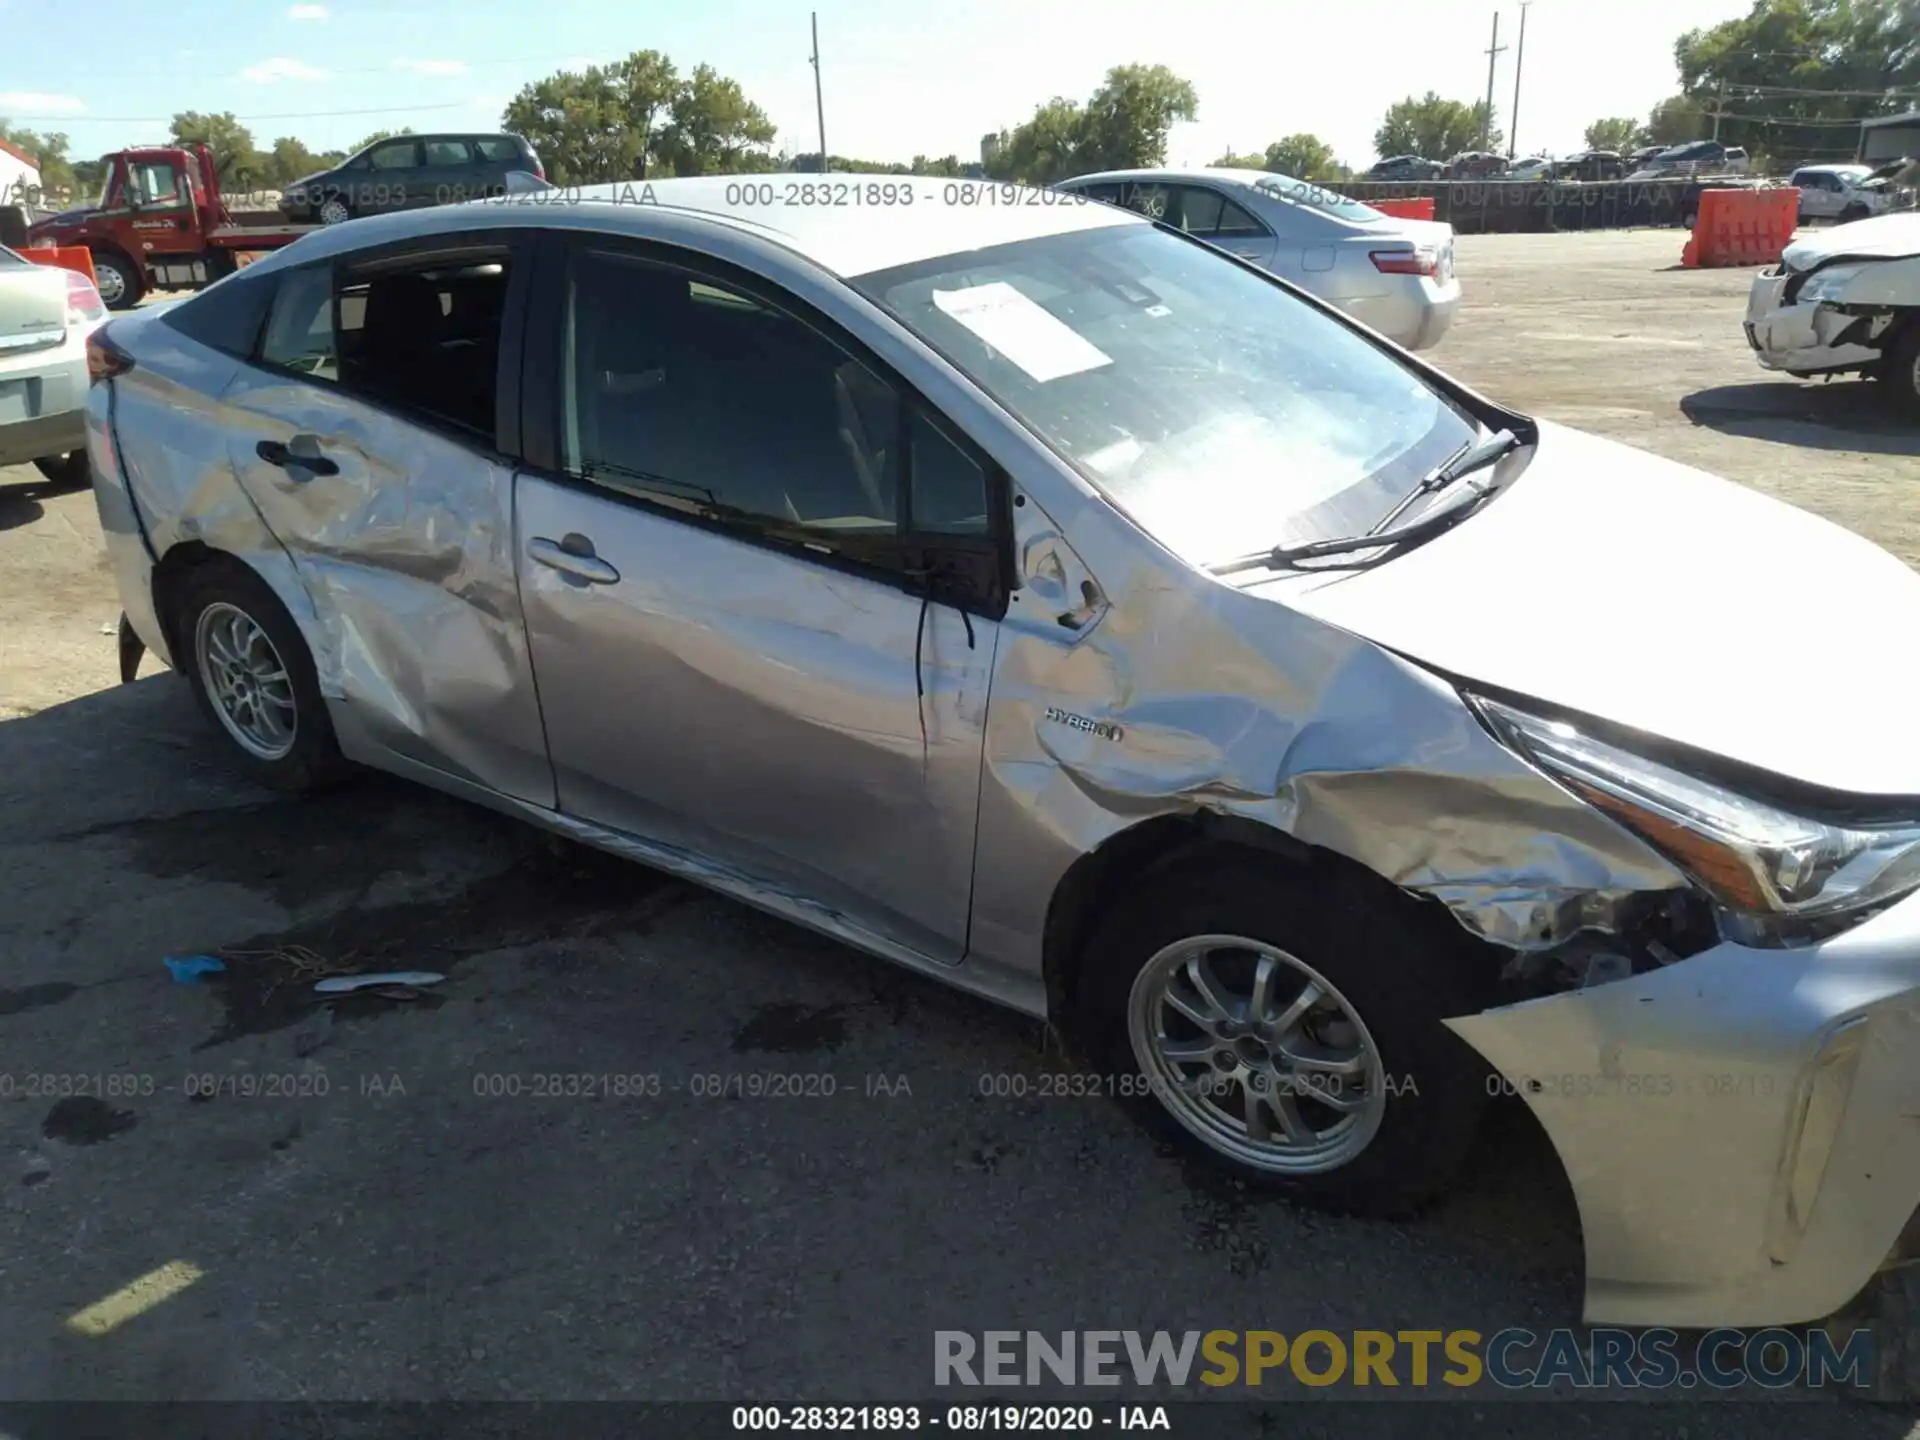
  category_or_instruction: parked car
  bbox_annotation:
[1056,167,1459,351]
[84,176,1920,1333]
[1366,155,1445,181]
[0,245,107,484]
[1553,150,1626,182]
[1444,151,1509,179]
[1505,155,1554,182]
[1745,211,1920,412]
[279,133,545,226]
[1789,164,1886,222]
[1627,144,1666,171]
[1628,140,1747,180]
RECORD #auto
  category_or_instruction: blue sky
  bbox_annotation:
[1,0,1753,169]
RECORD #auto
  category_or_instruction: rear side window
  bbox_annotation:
[474,138,521,163]
[259,265,338,379]
[160,269,276,357]
[424,140,473,166]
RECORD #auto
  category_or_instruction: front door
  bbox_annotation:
[218,237,554,804]
[515,240,1007,961]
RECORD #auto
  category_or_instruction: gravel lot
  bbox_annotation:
[0,230,1915,1431]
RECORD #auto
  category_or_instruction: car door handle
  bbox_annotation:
[527,535,621,585]
[256,437,339,478]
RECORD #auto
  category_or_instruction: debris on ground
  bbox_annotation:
[162,955,227,984]
[313,971,447,996]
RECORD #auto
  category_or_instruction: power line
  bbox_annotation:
[3,102,471,124]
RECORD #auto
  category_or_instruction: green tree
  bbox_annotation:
[606,50,682,175]
[1671,0,1918,163]
[169,111,262,187]
[262,136,327,188]
[1263,134,1339,179]
[1209,149,1267,168]
[1644,95,1706,147]
[1374,92,1500,160]
[0,121,76,198]
[786,152,911,174]
[991,97,1085,184]
[347,127,416,155]
[1073,64,1199,173]
[661,64,777,175]
[502,69,626,184]
[1583,116,1646,153]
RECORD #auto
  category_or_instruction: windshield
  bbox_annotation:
[852,223,1478,566]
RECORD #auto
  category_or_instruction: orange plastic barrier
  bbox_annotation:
[1681,187,1800,269]
[1370,197,1437,221]
[21,245,99,288]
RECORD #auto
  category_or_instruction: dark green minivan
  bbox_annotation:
[280,134,545,226]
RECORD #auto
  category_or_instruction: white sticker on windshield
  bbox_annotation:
[931,282,1113,383]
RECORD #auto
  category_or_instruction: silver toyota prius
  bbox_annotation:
[82,175,1918,1332]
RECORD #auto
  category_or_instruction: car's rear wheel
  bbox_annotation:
[1071,854,1490,1219]
[91,252,141,311]
[176,561,347,793]
[317,196,352,226]
[32,451,88,489]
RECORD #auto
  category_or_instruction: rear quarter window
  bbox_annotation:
[158,269,277,358]
[474,138,522,163]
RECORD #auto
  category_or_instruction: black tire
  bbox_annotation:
[31,450,89,489]
[173,559,349,793]
[1070,854,1492,1220]
[316,195,353,226]
[1839,204,1869,225]
[91,252,142,311]
[1883,327,1920,421]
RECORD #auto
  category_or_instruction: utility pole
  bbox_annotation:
[810,12,829,173]
[1482,13,1508,151]
[1711,79,1726,141]
[1508,1,1530,159]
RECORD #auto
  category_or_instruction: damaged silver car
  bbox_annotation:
[85,177,1919,1331]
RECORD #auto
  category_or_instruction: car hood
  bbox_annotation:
[1264,420,1920,796]
[1784,212,1920,267]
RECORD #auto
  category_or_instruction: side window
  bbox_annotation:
[1115,182,1171,221]
[909,411,990,536]
[562,250,900,551]
[1075,182,1124,204]
[1212,196,1270,238]
[1172,186,1224,234]
[474,138,519,163]
[369,141,420,171]
[129,162,183,206]
[333,254,510,437]
[162,269,276,357]
[424,140,473,167]
[259,265,338,379]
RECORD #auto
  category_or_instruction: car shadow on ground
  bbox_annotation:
[1681,380,1920,455]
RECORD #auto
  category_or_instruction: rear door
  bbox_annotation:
[217,233,553,804]
[418,137,477,208]
[513,235,1008,963]
[1170,184,1280,270]
[362,138,424,214]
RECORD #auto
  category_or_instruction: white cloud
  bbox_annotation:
[395,59,469,76]
[0,92,85,115]
[241,57,331,82]
[287,3,329,18]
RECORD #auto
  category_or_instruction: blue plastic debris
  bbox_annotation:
[164,955,227,984]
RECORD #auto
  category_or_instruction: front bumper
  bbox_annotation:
[1744,267,1888,375]
[1448,887,1920,1329]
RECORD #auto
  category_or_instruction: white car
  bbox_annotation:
[1789,163,1893,223]
[1744,212,1920,411]
[1056,167,1461,351]
[0,245,107,484]
[1506,155,1554,181]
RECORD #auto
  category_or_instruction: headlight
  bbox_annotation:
[1796,264,1864,305]
[1470,696,1920,942]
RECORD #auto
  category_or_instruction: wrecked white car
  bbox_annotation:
[83,178,1919,1332]
[1745,211,1920,412]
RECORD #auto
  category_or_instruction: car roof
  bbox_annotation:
[1063,165,1281,187]
[1793,163,1869,174]
[238,173,1141,281]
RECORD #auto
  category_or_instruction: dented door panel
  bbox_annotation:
[220,370,554,807]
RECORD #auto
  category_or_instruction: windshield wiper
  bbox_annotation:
[1206,428,1523,578]
[1366,428,1520,536]
[1208,470,1503,577]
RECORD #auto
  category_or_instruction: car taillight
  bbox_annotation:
[1371,248,1440,277]
[87,328,134,384]
[65,269,107,323]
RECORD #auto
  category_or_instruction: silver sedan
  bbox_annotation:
[1055,166,1460,350]
[83,175,1918,1332]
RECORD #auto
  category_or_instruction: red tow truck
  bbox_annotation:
[24,142,317,310]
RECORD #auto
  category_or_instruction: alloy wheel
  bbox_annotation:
[318,199,351,225]
[1126,934,1388,1174]
[194,602,298,760]
[93,263,125,307]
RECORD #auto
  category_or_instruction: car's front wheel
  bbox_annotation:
[32,451,88,489]
[1885,326,1920,420]
[176,560,347,792]
[1073,855,1490,1219]
[317,196,353,226]
[90,253,141,311]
